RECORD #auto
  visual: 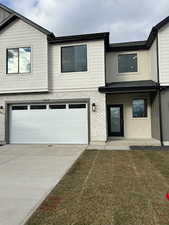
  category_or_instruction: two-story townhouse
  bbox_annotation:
[0,3,169,147]
[99,16,169,147]
[0,3,107,145]
[99,40,162,146]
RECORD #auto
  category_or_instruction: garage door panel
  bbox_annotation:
[9,104,88,144]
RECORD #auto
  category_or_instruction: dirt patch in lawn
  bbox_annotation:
[25,150,169,225]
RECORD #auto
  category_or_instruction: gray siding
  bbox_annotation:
[151,93,160,140]
[0,8,10,24]
[161,89,169,142]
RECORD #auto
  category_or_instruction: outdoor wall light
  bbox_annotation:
[92,103,96,112]
[0,106,4,114]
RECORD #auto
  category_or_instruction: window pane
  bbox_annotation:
[30,105,46,110]
[12,105,28,110]
[7,49,18,73]
[19,48,31,73]
[74,45,87,72]
[110,107,121,133]
[69,104,86,109]
[118,54,137,73]
[133,99,147,117]
[62,47,75,72]
[49,104,66,109]
[61,45,87,72]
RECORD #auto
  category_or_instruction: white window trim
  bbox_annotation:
[6,45,33,75]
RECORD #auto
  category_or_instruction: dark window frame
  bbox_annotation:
[118,53,138,74]
[6,47,31,74]
[132,98,147,118]
[61,45,87,73]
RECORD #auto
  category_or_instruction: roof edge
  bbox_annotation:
[0,3,55,37]
[48,32,110,44]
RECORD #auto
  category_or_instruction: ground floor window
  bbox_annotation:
[132,99,147,118]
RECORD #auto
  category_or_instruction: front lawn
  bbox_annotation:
[25,150,169,225]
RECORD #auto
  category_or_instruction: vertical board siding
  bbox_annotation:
[161,89,169,141]
[0,19,48,93]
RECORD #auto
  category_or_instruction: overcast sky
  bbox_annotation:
[1,0,169,43]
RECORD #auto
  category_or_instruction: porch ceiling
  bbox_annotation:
[99,80,158,93]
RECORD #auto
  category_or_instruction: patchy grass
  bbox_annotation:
[25,150,169,225]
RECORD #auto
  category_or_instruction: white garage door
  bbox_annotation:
[9,103,88,144]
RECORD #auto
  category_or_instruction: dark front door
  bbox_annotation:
[107,105,124,137]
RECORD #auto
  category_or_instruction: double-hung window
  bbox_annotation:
[118,53,138,73]
[61,45,87,73]
[7,47,31,74]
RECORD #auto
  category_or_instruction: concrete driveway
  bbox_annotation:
[0,144,85,225]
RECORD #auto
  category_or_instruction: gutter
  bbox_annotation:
[156,33,164,146]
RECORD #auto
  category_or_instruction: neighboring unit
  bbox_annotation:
[0,3,168,146]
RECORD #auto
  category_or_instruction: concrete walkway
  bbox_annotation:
[0,144,85,225]
[87,138,161,150]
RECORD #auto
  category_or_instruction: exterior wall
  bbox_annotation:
[0,91,107,144]
[149,39,158,82]
[106,50,152,83]
[151,93,160,140]
[0,19,48,93]
[48,40,105,91]
[107,93,152,139]
[158,24,169,85]
[160,89,169,144]
[0,8,10,23]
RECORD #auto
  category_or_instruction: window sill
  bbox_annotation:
[131,117,148,120]
[60,70,89,74]
[6,72,32,76]
[116,72,139,76]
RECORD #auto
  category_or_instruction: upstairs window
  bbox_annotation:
[118,53,137,73]
[7,47,31,74]
[61,45,87,73]
[132,99,147,118]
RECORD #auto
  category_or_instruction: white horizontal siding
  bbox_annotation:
[48,40,105,90]
[106,50,152,83]
[158,24,169,84]
[0,19,48,93]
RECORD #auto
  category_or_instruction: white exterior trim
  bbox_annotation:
[163,141,169,146]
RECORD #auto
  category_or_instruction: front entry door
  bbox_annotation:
[107,105,124,137]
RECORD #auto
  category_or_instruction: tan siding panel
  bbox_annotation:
[106,50,152,83]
